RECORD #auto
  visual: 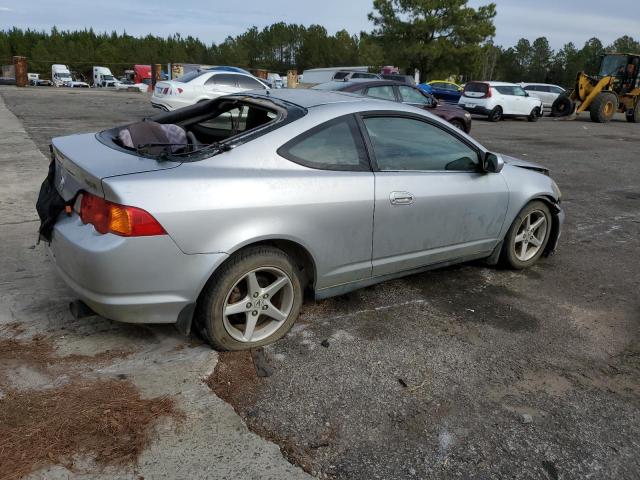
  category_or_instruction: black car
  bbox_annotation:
[312,80,472,132]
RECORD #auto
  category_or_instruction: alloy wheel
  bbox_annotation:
[513,210,547,262]
[222,266,294,343]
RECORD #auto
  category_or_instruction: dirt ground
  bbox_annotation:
[1,86,639,479]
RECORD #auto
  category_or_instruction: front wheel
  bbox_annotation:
[528,107,541,122]
[195,246,303,350]
[500,201,552,269]
[488,106,502,122]
[589,92,617,123]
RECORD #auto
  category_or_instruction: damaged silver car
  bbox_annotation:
[37,89,564,350]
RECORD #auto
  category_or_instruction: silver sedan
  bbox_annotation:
[38,89,564,350]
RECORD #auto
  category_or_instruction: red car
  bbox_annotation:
[313,80,472,132]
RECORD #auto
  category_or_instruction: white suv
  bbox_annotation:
[459,81,543,122]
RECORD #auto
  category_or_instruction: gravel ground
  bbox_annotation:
[2,86,639,479]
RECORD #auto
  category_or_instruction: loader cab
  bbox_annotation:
[599,54,640,91]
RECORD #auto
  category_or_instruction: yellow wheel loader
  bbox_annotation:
[551,53,640,123]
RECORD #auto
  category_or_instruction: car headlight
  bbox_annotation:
[551,180,562,202]
[464,112,471,118]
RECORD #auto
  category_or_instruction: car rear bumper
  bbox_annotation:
[460,104,491,115]
[49,213,228,324]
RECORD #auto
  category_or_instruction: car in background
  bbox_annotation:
[332,71,381,81]
[39,89,563,350]
[417,83,434,94]
[151,70,268,111]
[28,73,53,87]
[116,80,148,93]
[428,80,463,103]
[379,74,415,85]
[519,83,566,109]
[313,80,472,132]
[459,81,544,122]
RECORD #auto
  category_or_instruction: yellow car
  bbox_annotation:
[428,80,463,102]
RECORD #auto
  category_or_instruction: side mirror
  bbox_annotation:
[482,152,504,173]
[524,91,529,97]
[431,97,439,107]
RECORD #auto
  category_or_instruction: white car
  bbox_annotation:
[519,83,566,109]
[459,81,544,122]
[116,81,148,93]
[151,70,268,111]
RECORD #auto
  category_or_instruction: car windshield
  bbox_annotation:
[103,75,114,81]
[175,70,206,83]
[599,55,628,77]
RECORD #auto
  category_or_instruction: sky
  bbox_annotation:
[0,0,637,50]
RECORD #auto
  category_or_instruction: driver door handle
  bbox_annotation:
[390,191,415,205]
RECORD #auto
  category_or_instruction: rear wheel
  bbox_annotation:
[625,101,640,123]
[500,201,552,269]
[488,106,502,122]
[450,119,465,131]
[528,107,541,122]
[195,246,303,350]
[589,92,617,123]
[551,95,574,117]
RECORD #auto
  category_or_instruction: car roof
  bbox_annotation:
[315,79,406,91]
[519,82,564,87]
[247,88,372,108]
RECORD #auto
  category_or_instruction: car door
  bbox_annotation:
[513,85,537,114]
[359,114,509,277]
[204,73,240,95]
[495,86,519,114]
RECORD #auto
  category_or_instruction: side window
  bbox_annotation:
[523,85,537,91]
[365,86,396,101]
[513,86,527,96]
[206,74,239,87]
[550,86,564,94]
[399,86,429,104]
[495,86,513,95]
[237,76,266,90]
[363,116,479,172]
[538,85,551,93]
[278,116,369,171]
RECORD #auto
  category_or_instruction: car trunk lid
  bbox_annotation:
[52,133,180,201]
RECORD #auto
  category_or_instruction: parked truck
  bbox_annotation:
[93,66,117,87]
[51,64,73,87]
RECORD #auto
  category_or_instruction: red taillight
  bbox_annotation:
[163,87,169,94]
[176,87,183,94]
[80,192,166,237]
[486,87,492,98]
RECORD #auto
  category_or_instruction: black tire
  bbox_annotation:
[488,106,502,122]
[500,201,552,269]
[527,107,541,122]
[551,95,574,117]
[194,246,303,351]
[589,92,617,123]
[450,119,465,131]
[625,101,640,123]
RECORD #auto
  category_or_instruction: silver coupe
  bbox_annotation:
[39,89,564,350]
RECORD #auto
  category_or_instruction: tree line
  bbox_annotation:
[0,0,638,88]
